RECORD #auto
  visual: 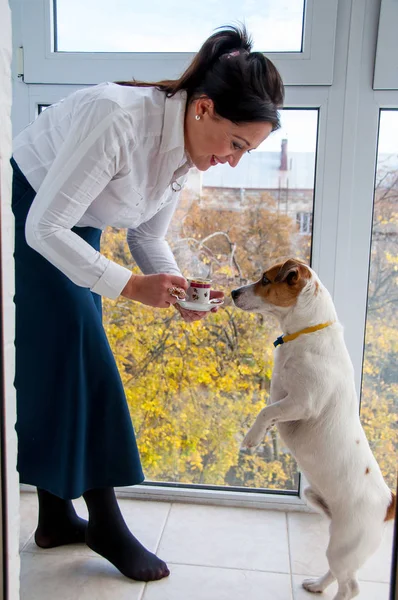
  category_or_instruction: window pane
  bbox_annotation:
[361,109,398,489]
[102,109,318,492]
[55,0,305,53]
[37,104,50,114]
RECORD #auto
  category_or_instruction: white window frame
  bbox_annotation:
[16,0,338,86]
[374,0,398,90]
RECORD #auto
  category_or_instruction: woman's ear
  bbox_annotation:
[195,96,215,118]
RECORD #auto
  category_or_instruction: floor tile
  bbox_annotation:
[20,493,38,551]
[20,552,145,600]
[22,496,171,559]
[72,497,89,519]
[288,513,394,583]
[158,504,290,573]
[143,563,293,600]
[292,575,390,600]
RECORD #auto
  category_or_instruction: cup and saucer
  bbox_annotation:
[176,278,224,312]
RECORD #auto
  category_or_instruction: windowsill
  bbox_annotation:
[20,483,310,513]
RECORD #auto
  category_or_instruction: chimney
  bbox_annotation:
[280,138,288,171]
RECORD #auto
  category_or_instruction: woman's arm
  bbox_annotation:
[126,193,181,275]
[127,197,223,319]
[25,103,133,299]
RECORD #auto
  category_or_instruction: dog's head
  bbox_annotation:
[231,258,315,315]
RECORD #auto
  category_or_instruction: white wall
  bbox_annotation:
[0,0,20,597]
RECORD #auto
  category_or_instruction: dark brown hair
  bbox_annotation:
[116,25,284,130]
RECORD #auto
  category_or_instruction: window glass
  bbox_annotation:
[55,0,305,53]
[360,109,398,490]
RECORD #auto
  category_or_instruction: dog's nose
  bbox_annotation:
[231,289,240,300]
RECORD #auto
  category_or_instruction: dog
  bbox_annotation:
[232,258,395,600]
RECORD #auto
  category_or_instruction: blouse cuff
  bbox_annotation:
[90,260,132,299]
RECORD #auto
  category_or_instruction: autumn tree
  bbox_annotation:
[361,161,398,488]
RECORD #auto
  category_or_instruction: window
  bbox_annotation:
[101,108,318,493]
[18,0,338,85]
[296,212,312,234]
[37,104,50,114]
[55,0,305,53]
[360,110,398,489]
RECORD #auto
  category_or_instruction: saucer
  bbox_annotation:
[176,298,224,312]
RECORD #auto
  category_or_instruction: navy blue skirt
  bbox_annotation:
[11,158,144,499]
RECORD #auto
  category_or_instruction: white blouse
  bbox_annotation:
[13,83,192,299]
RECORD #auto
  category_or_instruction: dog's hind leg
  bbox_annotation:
[301,490,335,593]
[325,518,383,600]
[326,534,360,600]
[333,579,360,600]
[303,570,335,593]
[304,487,332,519]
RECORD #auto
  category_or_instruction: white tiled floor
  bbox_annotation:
[19,492,394,600]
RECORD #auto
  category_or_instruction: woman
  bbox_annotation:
[12,25,284,582]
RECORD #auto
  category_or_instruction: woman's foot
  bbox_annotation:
[83,487,170,581]
[35,514,87,548]
[85,522,170,581]
[35,488,87,548]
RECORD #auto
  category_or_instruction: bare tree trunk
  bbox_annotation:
[271,429,279,460]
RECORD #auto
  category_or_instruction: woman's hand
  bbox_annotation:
[174,289,224,322]
[121,273,188,308]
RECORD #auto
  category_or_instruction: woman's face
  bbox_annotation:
[184,97,274,172]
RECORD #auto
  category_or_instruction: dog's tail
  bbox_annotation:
[385,492,396,522]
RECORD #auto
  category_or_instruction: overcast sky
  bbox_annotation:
[378,111,398,155]
[56,0,305,53]
[257,110,317,153]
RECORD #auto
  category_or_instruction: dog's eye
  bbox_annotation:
[261,274,270,286]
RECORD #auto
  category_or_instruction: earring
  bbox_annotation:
[195,115,201,121]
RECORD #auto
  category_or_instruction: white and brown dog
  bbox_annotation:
[232,258,395,600]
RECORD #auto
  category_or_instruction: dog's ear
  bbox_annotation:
[275,259,310,286]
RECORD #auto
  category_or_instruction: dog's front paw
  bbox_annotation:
[241,425,265,449]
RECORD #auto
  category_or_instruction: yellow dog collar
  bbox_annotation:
[273,322,334,348]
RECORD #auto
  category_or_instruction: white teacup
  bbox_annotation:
[186,278,212,304]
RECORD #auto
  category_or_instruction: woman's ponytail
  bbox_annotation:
[169,25,253,97]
